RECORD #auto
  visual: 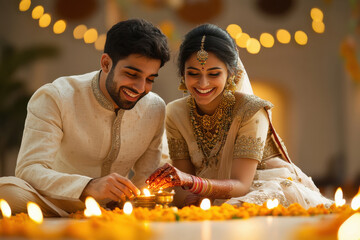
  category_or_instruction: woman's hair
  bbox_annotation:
[104,19,170,67]
[177,24,240,79]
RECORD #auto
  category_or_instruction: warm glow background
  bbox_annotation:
[252,80,288,144]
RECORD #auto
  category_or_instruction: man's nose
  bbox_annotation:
[133,78,146,93]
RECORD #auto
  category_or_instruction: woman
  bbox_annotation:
[146,24,332,208]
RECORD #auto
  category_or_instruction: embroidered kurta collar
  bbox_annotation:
[91,70,115,111]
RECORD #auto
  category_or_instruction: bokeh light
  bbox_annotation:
[95,34,106,51]
[294,30,308,45]
[236,33,250,48]
[276,29,291,44]
[312,21,325,33]
[226,24,242,39]
[246,38,261,54]
[73,25,88,39]
[19,0,31,12]
[53,20,66,34]
[39,13,51,28]
[260,33,275,48]
[32,5,44,19]
[310,8,324,21]
[84,28,98,44]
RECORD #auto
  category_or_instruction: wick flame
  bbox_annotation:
[338,213,360,240]
[351,191,360,211]
[335,187,346,207]
[84,197,102,217]
[123,201,133,215]
[200,198,211,210]
[27,202,43,224]
[266,199,279,209]
[0,199,11,218]
[143,188,151,197]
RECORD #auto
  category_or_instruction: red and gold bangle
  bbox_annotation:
[189,176,213,196]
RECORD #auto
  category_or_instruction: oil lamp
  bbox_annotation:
[134,188,156,209]
[155,189,175,207]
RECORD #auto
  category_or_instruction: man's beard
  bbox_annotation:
[105,68,147,110]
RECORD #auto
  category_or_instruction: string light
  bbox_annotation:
[276,29,291,44]
[260,33,275,48]
[39,13,51,28]
[19,0,31,12]
[31,5,44,19]
[53,20,66,34]
[294,30,308,45]
[84,28,98,44]
[19,2,325,53]
[95,34,106,51]
[310,8,323,21]
[236,33,250,48]
[312,21,325,34]
[226,24,242,39]
[246,38,261,54]
[73,24,88,39]
[227,7,325,54]
[19,1,106,51]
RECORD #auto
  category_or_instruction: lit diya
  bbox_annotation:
[155,189,175,207]
[133,188,156,209]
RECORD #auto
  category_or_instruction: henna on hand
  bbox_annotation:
[146,163,193,190]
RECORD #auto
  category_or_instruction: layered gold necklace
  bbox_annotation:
[188,91,236,160]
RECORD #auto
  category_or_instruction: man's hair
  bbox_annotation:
[104,19,170,67]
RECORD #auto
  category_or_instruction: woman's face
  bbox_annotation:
[184,52,228,114]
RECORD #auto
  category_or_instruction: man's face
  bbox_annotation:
[105,54,161,110]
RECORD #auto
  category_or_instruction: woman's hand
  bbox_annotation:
[146,163,193,190]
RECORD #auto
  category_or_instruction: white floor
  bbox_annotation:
[7,215,334,240]
[148,216,330,240]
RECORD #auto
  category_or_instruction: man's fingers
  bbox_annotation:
[112,174,140,196]
[107,191,120,202]
[109,182,133,200]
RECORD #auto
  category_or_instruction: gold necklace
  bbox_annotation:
[188,91,235,159]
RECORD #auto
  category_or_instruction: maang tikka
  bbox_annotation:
[197,35,208,71]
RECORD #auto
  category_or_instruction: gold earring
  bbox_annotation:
[178,77,187,93]
[226,75,237,93]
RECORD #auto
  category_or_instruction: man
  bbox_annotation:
[0,19,170,216]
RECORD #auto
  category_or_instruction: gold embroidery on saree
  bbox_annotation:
[234,94,273,124]
[233,135,264,161]
[262,131,281,160]
[168,138,190,160]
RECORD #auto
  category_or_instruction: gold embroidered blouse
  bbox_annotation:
[166,92,282,179]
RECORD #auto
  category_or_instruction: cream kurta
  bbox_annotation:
[167,93,332,208]
[0,71,165,214]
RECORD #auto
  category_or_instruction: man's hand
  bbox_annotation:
[80,173,140,203]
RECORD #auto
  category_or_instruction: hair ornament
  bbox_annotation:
[197,35,208,71]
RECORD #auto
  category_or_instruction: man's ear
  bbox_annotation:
[100,53,112,73]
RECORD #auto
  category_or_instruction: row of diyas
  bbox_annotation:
[1,187,359,218]
[0,187,360,239]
